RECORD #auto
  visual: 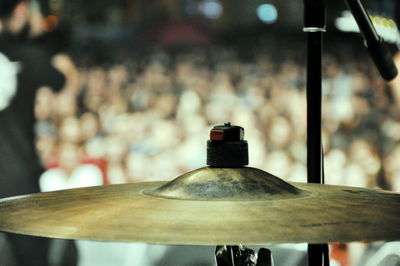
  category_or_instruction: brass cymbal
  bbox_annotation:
[1,167,400,245]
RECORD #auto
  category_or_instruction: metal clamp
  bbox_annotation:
[303,27,326,32]
[215,245,273,266]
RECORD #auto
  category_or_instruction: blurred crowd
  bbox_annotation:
[33,40,400,192]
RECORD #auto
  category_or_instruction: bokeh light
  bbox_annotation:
[257,4,278,24]
[199,0,223,20]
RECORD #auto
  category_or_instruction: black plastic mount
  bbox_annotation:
[207,123,249,168]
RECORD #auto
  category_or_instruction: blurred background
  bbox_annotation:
[32,0,400,190]
[3,0,400,265]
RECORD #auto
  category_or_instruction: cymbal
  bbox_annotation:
[1,167,400,245]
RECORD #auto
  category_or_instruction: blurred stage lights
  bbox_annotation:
[335,11,400,46]
[199,0,223,20]
[257,4,278,24]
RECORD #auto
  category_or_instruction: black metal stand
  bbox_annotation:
[215,245,273,266]
[306,31,323,185]
[215,1,396,265]
[344,0,397,81]
[306,30,328,266]
[303,0,396,264]
[304,0,329,265]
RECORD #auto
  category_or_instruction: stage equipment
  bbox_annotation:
[1,165,400,244]
[1,125,400,246]
[304,0,328,263]
[215,245,273,266]
[345,0,398,81]
[304,0,398,264]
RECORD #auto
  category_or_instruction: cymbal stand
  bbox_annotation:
[303,0,397,264]
[303,0,330,265]
[209,126,273,266]
[215,245,273,266]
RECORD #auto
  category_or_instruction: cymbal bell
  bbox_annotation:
[1,166,400,245]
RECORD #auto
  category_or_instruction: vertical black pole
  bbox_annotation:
[306,31,323,185]
[304,0,329,265]
[306,29,326,266]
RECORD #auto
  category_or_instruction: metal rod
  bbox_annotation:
[304,0,328,265]
[306,32,323,185]
[344,0,397,81]
[306,29,326,266]
[344,0,380,43]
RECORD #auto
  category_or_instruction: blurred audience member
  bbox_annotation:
[0,1,68,265]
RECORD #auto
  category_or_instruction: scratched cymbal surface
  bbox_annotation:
[1,167,400,245]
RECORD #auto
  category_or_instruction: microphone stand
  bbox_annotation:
[303,0,397,265]
[344,0,398,81]
[303,0,329,265]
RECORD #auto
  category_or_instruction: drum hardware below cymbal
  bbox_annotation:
[215,245,273,266]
